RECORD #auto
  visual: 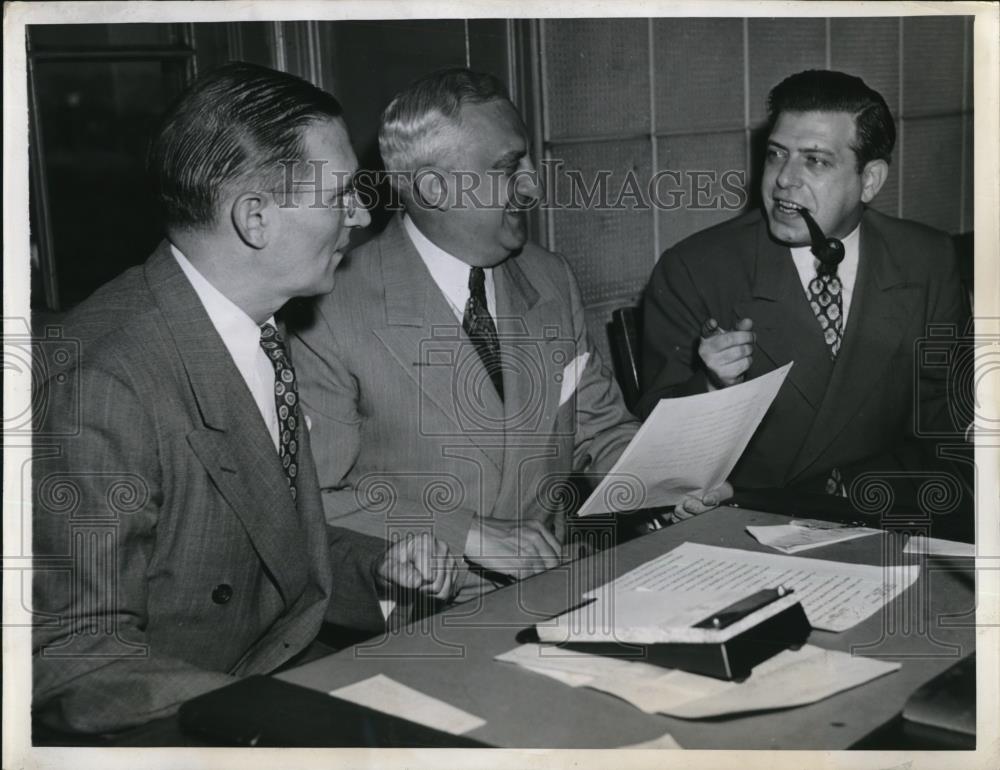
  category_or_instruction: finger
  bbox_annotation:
[711,344,754,366]
[713,332,755,351]
[716,481,735,502]
[717,357,752,379]
[428,541,450,595]
[672,501,699,520]
[391,560,423,590]
[734,317,754,331]
[409,533,434,586]
[526,520,562,555]
[433,555,456,600]
[701,317,723,338]
[525,530,561,568]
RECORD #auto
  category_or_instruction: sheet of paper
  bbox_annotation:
[577,363,792,515]
[617,732,683,749]
[330,674,486,735]
[593,542,919,632]
[904,535,975,558]
[746,520,882,554]
[496,643,899,719]
[534,587,802,644]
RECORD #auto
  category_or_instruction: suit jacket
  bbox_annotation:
[288,217,638,590]
[637,208,970,495]
[32,242,386,735]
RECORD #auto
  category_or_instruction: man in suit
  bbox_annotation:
[638,70,970,503]
[290,69,728,599]
[32,62,459,736]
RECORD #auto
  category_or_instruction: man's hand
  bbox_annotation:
[464,517,562,579]
[699,317,755,388]
[375,532,459,601]
[671,481,734,522]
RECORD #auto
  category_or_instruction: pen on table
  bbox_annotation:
[694,586,792,630]
[464,557,517,587]
[547,595,598,621]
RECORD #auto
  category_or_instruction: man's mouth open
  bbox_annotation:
[773,199,808,216]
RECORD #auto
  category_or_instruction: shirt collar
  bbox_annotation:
[170,243,275,363]
[402,214,493,316]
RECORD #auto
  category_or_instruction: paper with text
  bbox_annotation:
[330,674,486,735]
[577,363,792,515]
[535,588,803,644]
[592,542,919,632]
[746,520,882,554]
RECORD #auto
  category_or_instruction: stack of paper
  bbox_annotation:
[497,643,899,719]
[534,587,802,645]
[746,519,882,554]
[592,542,920,632]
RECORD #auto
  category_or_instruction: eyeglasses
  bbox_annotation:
[267,185,360,218]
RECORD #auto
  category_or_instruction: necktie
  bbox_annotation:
[807,261,844,359]
[806,262,846,496]
[462,266,504,401]
[259,323,299,502]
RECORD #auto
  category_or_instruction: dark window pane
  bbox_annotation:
[33,58,188,307]
[29,23,183,49]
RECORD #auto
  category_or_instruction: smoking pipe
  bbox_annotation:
[798,208,845,268]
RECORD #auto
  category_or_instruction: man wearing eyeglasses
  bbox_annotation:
[290,68,731,601]
[32,62,459,736]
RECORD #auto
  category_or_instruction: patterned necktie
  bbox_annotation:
[259,323,299,502]
[806,262,846,496]
[462,266,504,401]
[807,261,844,359]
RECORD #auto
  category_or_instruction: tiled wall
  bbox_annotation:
[537,17,974,361]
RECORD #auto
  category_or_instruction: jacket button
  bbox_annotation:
[211,584,233,604]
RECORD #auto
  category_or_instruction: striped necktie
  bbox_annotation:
[462,266,504,401]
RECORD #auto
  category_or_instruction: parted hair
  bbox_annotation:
[147,61,344,229]
[379,68,510,176]
[767,69,896,171]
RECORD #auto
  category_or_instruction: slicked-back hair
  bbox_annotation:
[379,68,510,176]
[767,69,896,171]
[147,61,344,230]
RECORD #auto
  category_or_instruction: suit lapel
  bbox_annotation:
[143,244,308,606]
[734,222,834,410]
[790,216,919,478]
[371,218,505,472]
[494,253,563,440]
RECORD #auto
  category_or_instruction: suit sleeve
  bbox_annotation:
[560,257,639,477]
[32,362,235,735]
[291,303,476,567]
[635,246,713,418]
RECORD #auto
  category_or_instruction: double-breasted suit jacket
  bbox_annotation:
[638,208,970,496]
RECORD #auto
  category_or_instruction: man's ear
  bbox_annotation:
[860,159,889,204]
[231,191,270,249]
[411,166,450,212]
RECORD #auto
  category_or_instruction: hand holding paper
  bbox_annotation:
[578,363,792,516]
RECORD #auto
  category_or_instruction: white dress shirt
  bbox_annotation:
[171,244,279,449]
[790,222,861,328]
[403,214,497,320]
